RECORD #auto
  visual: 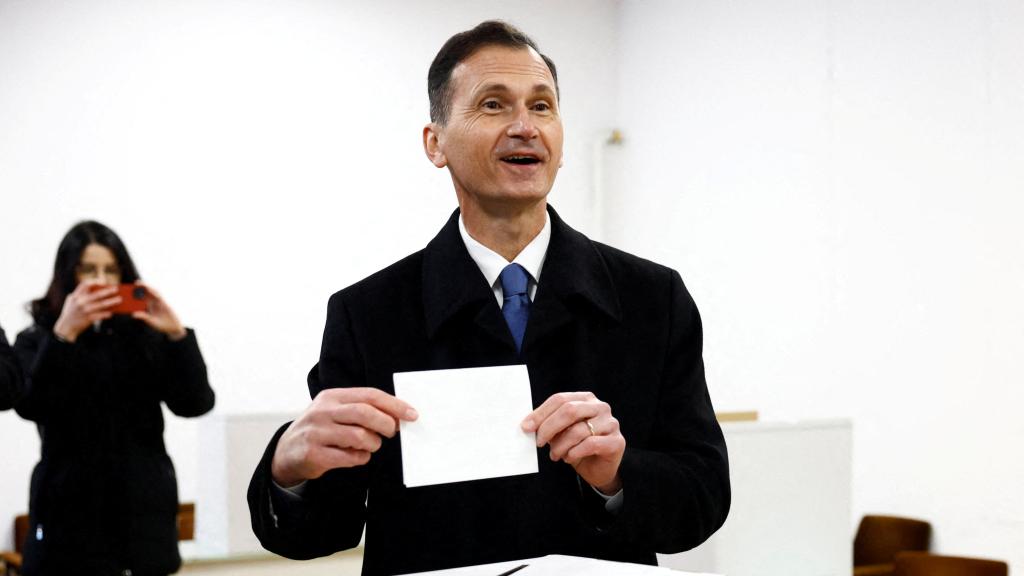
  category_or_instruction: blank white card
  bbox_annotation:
[393,365,539,488]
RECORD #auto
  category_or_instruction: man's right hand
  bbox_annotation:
[271,387,418,488]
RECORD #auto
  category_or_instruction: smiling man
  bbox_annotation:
[248,21,730,576]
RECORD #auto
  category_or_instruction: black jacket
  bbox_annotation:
[248,207,730,576]
[1,325,23,410]
[14,317,215,576]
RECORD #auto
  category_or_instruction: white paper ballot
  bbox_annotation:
[404,555,716,575]
[516,555,678,575]
[393,364,539,488]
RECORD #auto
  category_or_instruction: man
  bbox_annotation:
[1,324,23,410]
[248,21,729,576]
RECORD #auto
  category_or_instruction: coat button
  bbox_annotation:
[122,570,133,576]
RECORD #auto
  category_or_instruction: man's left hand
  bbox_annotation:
[522,391,625,495]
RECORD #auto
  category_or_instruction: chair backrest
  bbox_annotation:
[894,552,1008,576]
[13,515,28,555]
[0,514,31,574]
[176,502,195,542]
[854,515,932,566]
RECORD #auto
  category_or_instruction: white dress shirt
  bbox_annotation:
[458,213,550,307]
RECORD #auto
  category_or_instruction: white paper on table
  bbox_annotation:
[517,555,677,575]
[402,555,718,575]
[393,364,538,488]
[404,558,532,576]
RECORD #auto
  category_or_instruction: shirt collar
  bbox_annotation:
[421,206,620,341]
[459,212,550,288]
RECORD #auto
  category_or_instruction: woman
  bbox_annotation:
[14,220,215,576]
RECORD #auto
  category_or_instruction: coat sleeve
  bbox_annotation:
[13,326,85,423]
[602,269,731,553]
[157,328,215,417]
[0,326,23,410]
[247,292,371,559]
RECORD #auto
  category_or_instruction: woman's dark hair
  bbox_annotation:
[30,220,140,328]
[428,20,559,125]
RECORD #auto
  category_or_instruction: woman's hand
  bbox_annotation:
[132,282,187,341]
[53,281,121,343]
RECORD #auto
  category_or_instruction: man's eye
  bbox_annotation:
[533,102,551,112]
[482,100,501,110]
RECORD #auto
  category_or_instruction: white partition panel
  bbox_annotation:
[659,420,852,576]
[194,413,296,558]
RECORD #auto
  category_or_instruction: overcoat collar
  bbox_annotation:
[422,205,622,345]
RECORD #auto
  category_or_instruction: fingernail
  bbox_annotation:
[521,418,534,431]
[405,408,418,420]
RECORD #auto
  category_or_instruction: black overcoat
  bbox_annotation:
[248,207,730,576]
[14,317,215,576]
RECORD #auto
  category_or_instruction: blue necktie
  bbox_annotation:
[500,263,531,353]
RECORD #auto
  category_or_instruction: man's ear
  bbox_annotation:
[423,123,447,168]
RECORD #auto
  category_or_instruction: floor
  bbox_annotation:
[179,549,363,576]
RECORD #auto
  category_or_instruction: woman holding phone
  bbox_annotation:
[14,220,215,576]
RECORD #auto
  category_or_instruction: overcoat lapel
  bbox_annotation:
[421,210,516,351]
[421,206,622,355]
[525,207,622,352]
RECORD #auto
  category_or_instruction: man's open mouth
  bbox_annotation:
[501,155,541,165]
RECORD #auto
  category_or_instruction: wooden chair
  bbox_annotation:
[177,501,195,541]
[894,552,1008,576]
[0,514,28,576]
[853,515,932,576]
[0,502,195,575]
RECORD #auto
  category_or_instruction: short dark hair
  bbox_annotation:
[428,20,559,125]
[30,220,140,329]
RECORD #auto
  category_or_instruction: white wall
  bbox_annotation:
[612,0,1023,571]
[0,0,620,550]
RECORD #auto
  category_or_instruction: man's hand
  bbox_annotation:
[521,391,626,495]
[271,387,418,488]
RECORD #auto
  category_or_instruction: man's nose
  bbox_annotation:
[506,107,539,140]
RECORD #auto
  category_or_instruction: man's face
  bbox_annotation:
[425,45,564,210]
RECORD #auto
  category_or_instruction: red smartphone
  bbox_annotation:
[89,284,151,314]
